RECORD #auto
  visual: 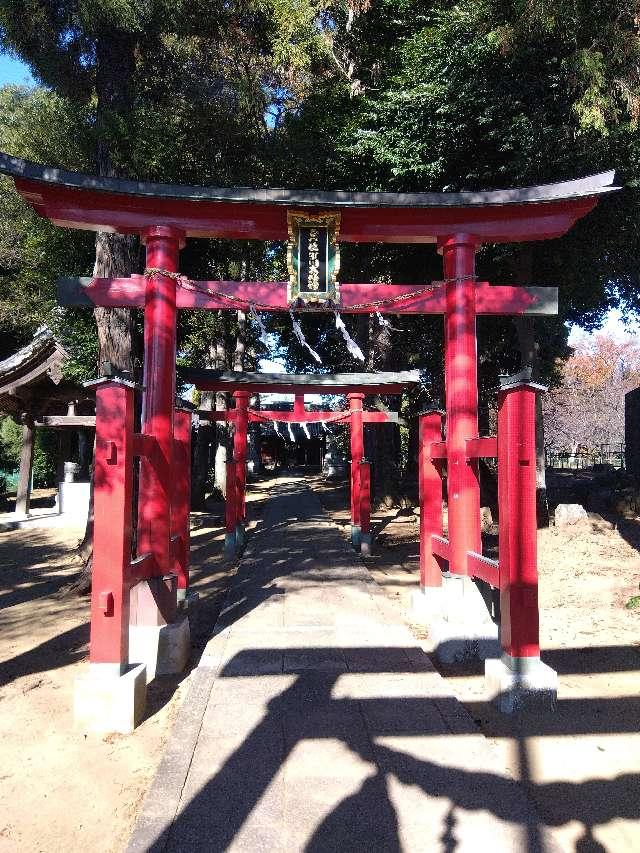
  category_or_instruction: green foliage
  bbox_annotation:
[0,416,57,487]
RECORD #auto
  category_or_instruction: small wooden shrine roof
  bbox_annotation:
[0,328,94,422]
[0,153,618,243]
[185,369,420,396]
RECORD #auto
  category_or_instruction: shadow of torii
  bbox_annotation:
[155,646,639,853]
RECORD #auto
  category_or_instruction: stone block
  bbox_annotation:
[74,663,147,734]
[485,655,558,713]
[360,532,372,556]
[129,616,191,682]
[554,502,588,527]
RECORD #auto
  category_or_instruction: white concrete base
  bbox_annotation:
[129,616,191,682]
[58,480,91,518]
[360,532,372,556]
[412,575,500,663]
[74,663,147,734]
[485,654,558,713]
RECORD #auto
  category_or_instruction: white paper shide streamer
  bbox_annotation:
[335,311,365,362]
[302,423,311,440]
[274,422,284,441]
[290,310,322,364]
[250,304,270,347]
[287,422,296,442]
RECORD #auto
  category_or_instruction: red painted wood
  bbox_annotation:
[89,382,134,668]
[442,236,482,576]
[61,278,555,316]
[467,551,499,588]
[349,393,364,530]
[172,409,192,592]
[465,436,498,459]
[233,391,249,524]
[430,441,447,459]
[497,383,541,659]
[132,433,157,458]
[248,410,349,424]
[419,413,444,589]
[431,535,450,561]
[129,552,155,582]
[137,227,184,583]
[360,461,371,535]
[293,394,305,419]
[17,175,599,242]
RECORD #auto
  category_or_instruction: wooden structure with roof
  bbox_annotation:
[0,328,95,516]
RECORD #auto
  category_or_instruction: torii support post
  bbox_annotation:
[486,379,557,712]
[74,380,146,734]
[349,393,364,549]
[136,226,185,618]
[359,461,371,556]
[15,415,35,517]
[172,408,192,603]
[441,235,481,576]
[419,411,445,589]
[233,391,249,546]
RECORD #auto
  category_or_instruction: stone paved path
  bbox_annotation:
[128,478,562,853]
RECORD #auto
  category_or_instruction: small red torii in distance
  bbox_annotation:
[189,370,420,555]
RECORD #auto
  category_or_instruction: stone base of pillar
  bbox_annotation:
[413,574,500,664]
[360,532,372,556]
[129,616,191,682]
[74,663,147,734]
[235,522,246,548]
[351,524,361,550]
[224,532,236,557]
[485,654,558,713]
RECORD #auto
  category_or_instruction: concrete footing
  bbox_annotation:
[74,663,147,734]
[411,575,500,663]
[360,532,372,556]
[351,524,361,550]
[224,531,236,557]
[235,522,246,548]
[129,616,191,682]
[485,654,558,713]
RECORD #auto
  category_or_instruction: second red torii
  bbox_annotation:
[190,370,419,555]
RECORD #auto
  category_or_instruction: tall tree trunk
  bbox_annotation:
[366,313,402,506]
[74,28,138,592]
[512,246,549,527]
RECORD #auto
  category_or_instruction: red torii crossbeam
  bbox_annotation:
[0,151,617,728]
[192,374,418,554]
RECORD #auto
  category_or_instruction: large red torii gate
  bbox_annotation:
[188,369,419,555]
[0,152,617,729]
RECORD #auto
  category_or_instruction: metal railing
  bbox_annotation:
[545,444,625,470]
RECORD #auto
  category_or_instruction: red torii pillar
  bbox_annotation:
[132,227,185,631]
[348,393,365,548]
[232,391,249,546]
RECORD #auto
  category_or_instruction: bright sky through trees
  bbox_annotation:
[0,52,33,86]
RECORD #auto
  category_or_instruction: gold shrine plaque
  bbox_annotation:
[287,211,341,305]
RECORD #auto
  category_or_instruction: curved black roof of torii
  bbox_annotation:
[0,152,617,209]
[0,152,619,243]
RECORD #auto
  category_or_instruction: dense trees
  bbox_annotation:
[0,1,639,506]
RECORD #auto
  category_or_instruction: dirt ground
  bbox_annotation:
[0,488,253,853]
[315,476,640,853]
[1,478,638,852]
